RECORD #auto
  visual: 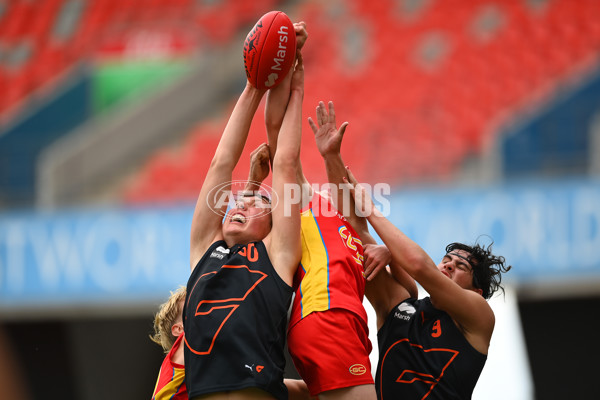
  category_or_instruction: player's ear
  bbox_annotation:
[172,322,183,337]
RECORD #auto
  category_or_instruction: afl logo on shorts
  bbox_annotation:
[349,364,367,375]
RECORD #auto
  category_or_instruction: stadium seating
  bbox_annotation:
[120,0,600,204]
[3,0,598,204]
[0,0,281,116]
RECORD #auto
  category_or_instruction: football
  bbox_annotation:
[243,11,297,90]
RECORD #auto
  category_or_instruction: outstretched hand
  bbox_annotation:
[247,142,271,185]
[309,101,349,158]
[290,21,307,93]
[294,21,308,52]
[363,244,392,281]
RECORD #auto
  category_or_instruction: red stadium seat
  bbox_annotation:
[121,0,600,204]
[1,0,290,118]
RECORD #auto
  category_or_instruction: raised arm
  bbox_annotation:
[309,101,349,209]
[345,167,495,352]
[265,22,307,156]
[311,101,384,245]
[265,22,311,202]
[309,100,416,318]
[308,101,417,325]
[264,56,305,286]
[362,243,418,328]
[190,84,266,270]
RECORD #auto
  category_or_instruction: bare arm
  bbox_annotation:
[265,22,307,157]
[309,100,351,211]
[308,105,415,328]
[364,244,417,293]
[189,84,266,270]
[345,167,495,353]
[309,100,416,321]
[264,56,305,286]
[363,243,417,329]
[284,379,314,400]
[265,22,312,203]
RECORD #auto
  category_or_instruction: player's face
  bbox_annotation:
[223,193,272,244]
[437,250,478,291]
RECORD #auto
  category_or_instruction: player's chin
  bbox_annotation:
[223,221,245,235]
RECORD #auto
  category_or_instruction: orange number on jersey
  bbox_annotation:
[431,319,442,337]
[185,265,267,355]
[238,243,259,262]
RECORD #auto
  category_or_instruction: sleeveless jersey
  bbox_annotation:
[183,240,293,400]
[289,192,367,329]
[376,297,487,400]
[151,334,186,400]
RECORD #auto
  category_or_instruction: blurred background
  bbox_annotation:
[1,0,599,398]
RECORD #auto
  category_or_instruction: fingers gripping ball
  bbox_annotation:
[243,11,297,90]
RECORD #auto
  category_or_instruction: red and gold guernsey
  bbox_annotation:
[151,334,186,400]
[289,191,367,329]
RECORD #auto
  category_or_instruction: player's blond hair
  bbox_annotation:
[150,285,187,353]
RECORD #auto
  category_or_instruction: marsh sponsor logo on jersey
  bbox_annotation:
[394,302,416,321]
[210,246,230,259]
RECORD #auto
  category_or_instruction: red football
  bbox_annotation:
[243,11,297,90]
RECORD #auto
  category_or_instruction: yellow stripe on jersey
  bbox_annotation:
[153,367,185,400]
[299,209,330,318]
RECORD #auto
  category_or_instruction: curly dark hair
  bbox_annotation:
[445,242,511,300]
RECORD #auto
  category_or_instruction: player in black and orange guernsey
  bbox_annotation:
[183,49,306,399]
[150,282,311,400]
[344,167,511,400]
[260,21,378,399]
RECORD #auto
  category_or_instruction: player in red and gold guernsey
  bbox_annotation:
[261,22,376,399]
[150,286,187,400]
[287,186,372,399]
[152,334,186,400]
[289,189,367,330]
